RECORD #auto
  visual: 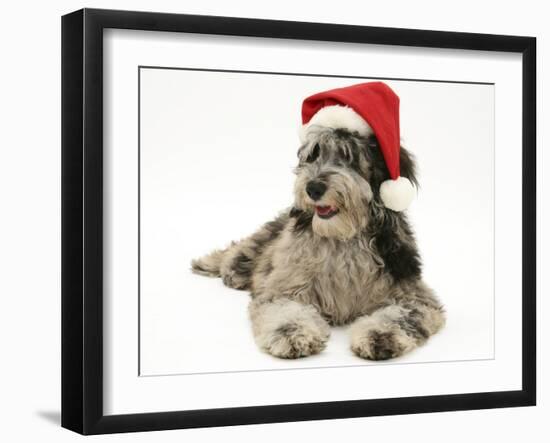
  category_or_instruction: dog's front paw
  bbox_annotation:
[252,299,330,359]
[350,328,413,360]
[263,321,329,359]
[349,316,416,361]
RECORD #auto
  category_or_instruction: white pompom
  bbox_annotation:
[379,176,416,212]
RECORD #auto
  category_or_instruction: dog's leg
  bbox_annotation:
[349,290,445,361]
[191,213,288,289]
[249,296,330,359]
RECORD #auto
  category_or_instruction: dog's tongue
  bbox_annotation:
[316,205,334,216]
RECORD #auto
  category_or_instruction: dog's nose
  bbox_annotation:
[306,181,327,201]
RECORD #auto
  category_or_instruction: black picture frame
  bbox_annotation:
[61,8,536,435]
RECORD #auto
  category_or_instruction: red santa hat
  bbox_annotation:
[299,81,416,212]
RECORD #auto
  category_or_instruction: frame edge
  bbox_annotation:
[61,8,85,435]
[62,7,538,434]
[521,36,537,406]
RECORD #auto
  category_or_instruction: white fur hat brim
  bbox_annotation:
[299,105,372,143]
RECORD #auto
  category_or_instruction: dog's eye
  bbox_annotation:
[306,144,320,163]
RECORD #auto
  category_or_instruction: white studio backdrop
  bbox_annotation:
[103,28,522,415]
[139,67,495,376]
[0,1,546,442]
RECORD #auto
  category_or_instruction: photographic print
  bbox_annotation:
[139,68,494,376]
[62,9,535,433]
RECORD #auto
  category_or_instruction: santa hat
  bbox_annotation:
[300,81,416,212]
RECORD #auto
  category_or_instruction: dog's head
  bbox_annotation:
[292,127,418,240]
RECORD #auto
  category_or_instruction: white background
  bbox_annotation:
[139,69,495,375]
[0,1,546,442]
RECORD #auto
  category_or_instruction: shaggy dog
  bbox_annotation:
[191,85,445,361]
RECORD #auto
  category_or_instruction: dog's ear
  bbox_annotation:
[398,145,419,188]
[365,136,419,200]
[364,135,389,196]
[369,212,422,281]
[365,139,422,280]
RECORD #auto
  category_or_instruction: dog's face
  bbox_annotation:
[293,128,417,240]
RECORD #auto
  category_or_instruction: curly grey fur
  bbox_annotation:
[192,128,445,360]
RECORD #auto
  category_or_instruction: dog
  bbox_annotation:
[191,82,445,360]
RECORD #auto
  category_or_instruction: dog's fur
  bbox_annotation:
[192,127,445,360]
